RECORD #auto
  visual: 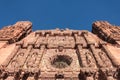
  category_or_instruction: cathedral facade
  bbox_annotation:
[0,21,120,80]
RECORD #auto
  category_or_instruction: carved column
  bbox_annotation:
[89,44,104,68]
[5,43,33,74]
[77,45,88,67]
[82,32,104,68]
[34,32,41,43]
[19,44,33,68]
[38,45,46,67]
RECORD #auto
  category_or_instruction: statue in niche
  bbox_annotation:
[10,52,24,69]
[17,52,24,57]
[11,60,19,69]
[85,52,95,67]
[99,52,106,61]
[17,52,25,66]
[98,52,112,67]
[31,52,38,61]
[26,52,38,68]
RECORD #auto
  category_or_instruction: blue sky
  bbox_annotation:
[0,0,120,31]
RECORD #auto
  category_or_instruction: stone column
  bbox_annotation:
[82,32,104,68]
[20,44,33,67]
[77,45,88,67]
[89,44,104,68]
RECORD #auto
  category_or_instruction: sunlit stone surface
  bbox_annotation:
[0,21,120,80]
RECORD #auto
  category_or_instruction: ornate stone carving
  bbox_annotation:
[47,36,75,48]
[10,52,25,69]
[0,23,119,79]
[98,51,112,67]
[26,52,38,68]
[0,21,32,43]
[101,68,117,80]
[85,51,96,67]
[81,68,97,80]
[92,21,120,44]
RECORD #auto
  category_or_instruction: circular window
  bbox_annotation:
[51,55,73,69]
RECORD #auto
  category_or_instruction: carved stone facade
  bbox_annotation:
[0,21,32,43]
[92,21,120,45]
[0,21,120,80]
